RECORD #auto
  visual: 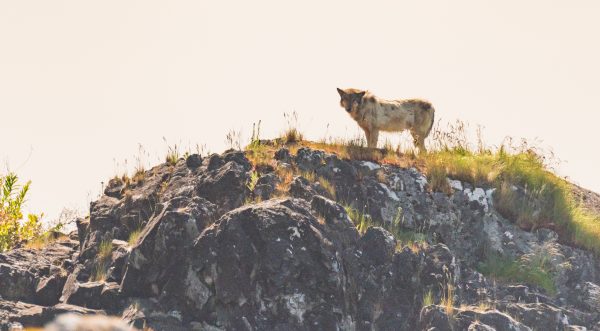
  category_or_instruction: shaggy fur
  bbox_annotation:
[337,88,435,152]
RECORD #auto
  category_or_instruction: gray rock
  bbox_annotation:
[0,300,103,330]
[0,240,76,304]
[186,154,203,169]
[418,305,452,331]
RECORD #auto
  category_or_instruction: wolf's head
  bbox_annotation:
[337,88,366,113]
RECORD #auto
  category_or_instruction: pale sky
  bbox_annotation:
[1,1,599,223]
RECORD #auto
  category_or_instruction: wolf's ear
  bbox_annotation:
[337,88,346,97]
[357,91,366,99]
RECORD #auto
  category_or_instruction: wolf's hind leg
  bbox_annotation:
[411,131,427,153]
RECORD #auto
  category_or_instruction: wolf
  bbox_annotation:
[337,88,435,152]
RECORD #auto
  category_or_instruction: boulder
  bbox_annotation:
[172,198,358,330]
[0,240,76,304]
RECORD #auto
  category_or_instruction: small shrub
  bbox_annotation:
[246,170,260,191]
[0,173,43,252]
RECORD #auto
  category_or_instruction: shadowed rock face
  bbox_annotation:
[2,146,600,330]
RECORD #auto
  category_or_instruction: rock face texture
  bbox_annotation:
[2,146,600,330]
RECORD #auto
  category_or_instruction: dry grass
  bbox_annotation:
[25,232,69,250]
[275,167,295,195]
[300,170,316,183]
[426,160,452,194]
[281,111,304,144]
[91,263,108,282]
[98,240,113,260]
[132,169,145,184]
[440,283,455,316]
[245,140,277,170]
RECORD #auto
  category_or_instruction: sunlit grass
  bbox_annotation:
[127,229,143,246]
[239,115,600,254]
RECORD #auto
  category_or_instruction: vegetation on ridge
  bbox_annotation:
[0,173,43,252]
[242,119,600,256]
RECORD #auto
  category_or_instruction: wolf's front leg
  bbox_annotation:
[365,129,379,148]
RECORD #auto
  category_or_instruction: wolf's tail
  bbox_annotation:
[424,104,435,138]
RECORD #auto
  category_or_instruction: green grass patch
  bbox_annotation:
[478,253,556,295]
[420,121,600,253]
[425,146,600,253]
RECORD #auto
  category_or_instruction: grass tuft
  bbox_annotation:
[163,137,181,166]
[128,229,143,246]
[344,205,373,234]
[440,283,455,316]
[422,289,434,307]
[281,111,304,144]
[91,239,113,282]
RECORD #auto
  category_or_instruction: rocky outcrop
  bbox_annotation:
[1,145,600,330]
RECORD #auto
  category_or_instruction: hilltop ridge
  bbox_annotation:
[2,137,600,330]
